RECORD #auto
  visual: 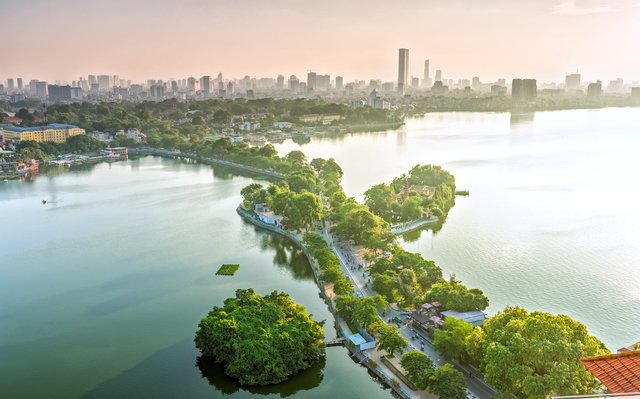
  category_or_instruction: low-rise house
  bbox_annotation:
[254,203,282,226]
[273,121,292,129]
[440,310,486,327]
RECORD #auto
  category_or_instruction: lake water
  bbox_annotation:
[0,160,390,398]
[274,107,640,351]
[2,107,639,398]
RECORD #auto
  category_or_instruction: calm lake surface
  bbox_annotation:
[0,160,389,398]
[2,107,639,398]
[275,107,640,351]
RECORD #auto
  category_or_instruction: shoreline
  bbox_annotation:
[236,205,414,399]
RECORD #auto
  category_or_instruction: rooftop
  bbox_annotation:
[2,123,80,132]
[581,351,640,393]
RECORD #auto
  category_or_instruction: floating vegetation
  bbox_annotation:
[215,264,240,276]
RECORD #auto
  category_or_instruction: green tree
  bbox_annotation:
[352,296,387,328]
[285,150,307,164]
[240,183,267,208]
[428,364,467,399]
[375,323,408,357]
[400,351,434,389]
[310,157,326,172]
[213,109,231,124]
[476,307,609,399]
[364,183,397,220]
[433,317,474,362]
[195,289,325,386]
[425,281,489,312]
[258,144,278,158]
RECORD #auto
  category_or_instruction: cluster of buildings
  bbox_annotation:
[1,123,85,144]
[87,128,147,144]
[409,301,486,334]
[1,50,639,105]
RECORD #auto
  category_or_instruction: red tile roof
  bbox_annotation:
[581,351,640,393]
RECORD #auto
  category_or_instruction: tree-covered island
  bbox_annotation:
[195,289,325,386]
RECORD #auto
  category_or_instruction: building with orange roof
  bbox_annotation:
[580,351,640,394]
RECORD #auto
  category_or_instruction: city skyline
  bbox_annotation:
[2,0,639,83]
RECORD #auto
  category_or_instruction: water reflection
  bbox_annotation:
[254,226,314,280]
[196,355,326,398]
[509,112,535,126]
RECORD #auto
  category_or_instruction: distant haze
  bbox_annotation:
[2,0,639,83]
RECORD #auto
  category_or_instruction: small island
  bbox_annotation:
[215,263,240,276]
[195,288,325,386]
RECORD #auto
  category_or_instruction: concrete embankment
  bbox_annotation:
[390,217,438,235]
[129,148,285,179]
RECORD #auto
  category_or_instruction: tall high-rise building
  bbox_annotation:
[512,78,537,102]
[422,59,431,88]
[276,75,285,91]
[288,75,300,92]
[587,81,602,97]
[48,85,72,103]
[307,72,317,91]
[7,78,15,91]
[397,48,409,95]
[149,84,164,99]
[97,75,111,91]
[435,70,442,82]
[411,77,419,88]
[317,74,330,91]
[200,76,211,94]
[565,73,581,90]
[335,76,343,90]
[187,77,196,92]
[17,78,23,91]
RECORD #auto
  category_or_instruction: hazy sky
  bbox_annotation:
[2,0,639,84]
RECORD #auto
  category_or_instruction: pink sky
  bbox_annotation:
[1,0,639,84]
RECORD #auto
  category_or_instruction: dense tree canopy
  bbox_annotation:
[369,249,444,307]
[433,317,474,362]
[195,289,325,386]
[365,164,457,223]
[467,306,609,399]
[401,351,435,389]
[303,232,352,295]
[428,363,467,399]
[425,280,489,312]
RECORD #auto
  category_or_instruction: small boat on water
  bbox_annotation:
[267,130,286,143]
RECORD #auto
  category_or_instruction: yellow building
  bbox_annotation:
[2,124,85,143]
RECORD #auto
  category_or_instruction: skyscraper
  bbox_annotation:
[335,76,343,90]
[397,48,409,95]
[512,78,537,102]
[587,81,602,97]
[17,78,23,91]
[97,75,111,91]
[565,73,581,91]
[187,77,196,92]
[288,75,299,92]
[422,59,431,88]
[48,85,72,103]
[200,76,211,94]
[435,70,442,83]
[276,75,285,91]
[7,78,14,92]
[307,72,317,91]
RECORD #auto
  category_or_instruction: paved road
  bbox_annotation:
[325,229,497,399]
